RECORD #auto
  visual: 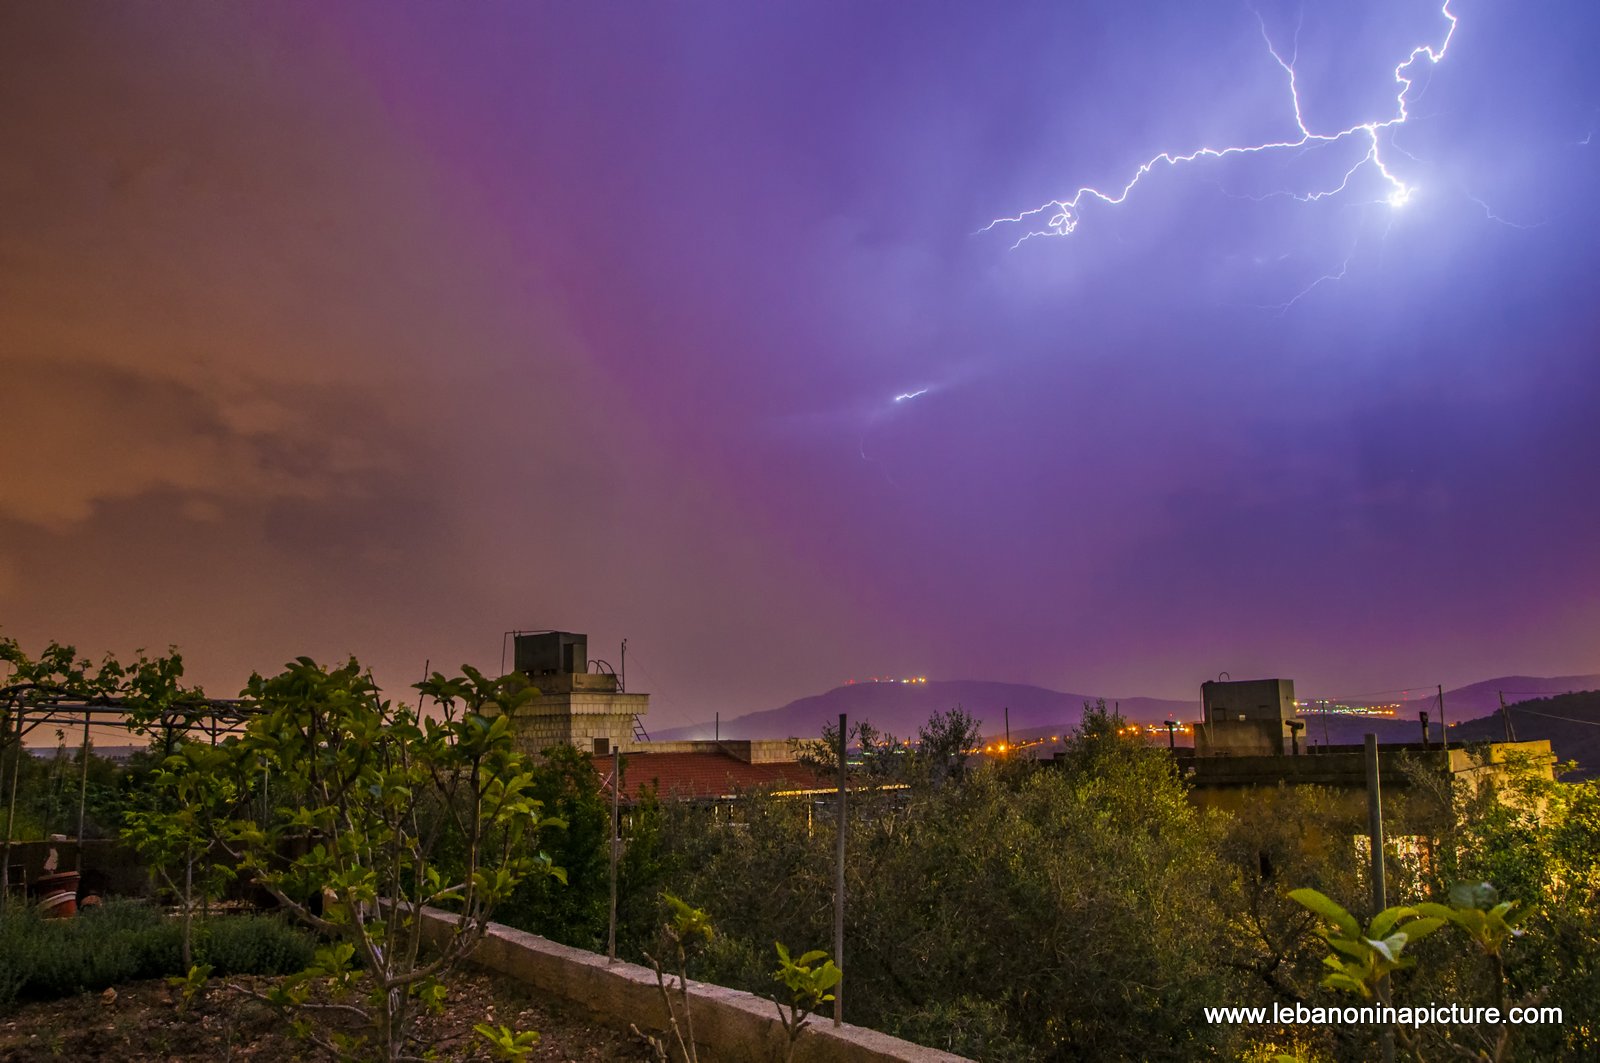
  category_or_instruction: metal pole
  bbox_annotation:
[1365,732,1394,1063]
[608,745,620,963]
[1365,733,1386,912]
[834,711,846,1027]
[1436,685,1447,747]
[1,711,22,911]
[1004,707,1010,749]
[76,710,91,870]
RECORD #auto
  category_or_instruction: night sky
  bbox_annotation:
[3,1,1597,729]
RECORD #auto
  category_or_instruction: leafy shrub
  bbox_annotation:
[0,899,176,1003]
[194,914,314,976]
[0,900,311,1009]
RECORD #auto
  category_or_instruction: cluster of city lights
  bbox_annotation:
[1296,700,1400,717]
[1118,723,1194,737]
[975,722,1196,756]
[843,676,929,686]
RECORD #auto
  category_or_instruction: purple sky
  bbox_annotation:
[3,1,1597,729]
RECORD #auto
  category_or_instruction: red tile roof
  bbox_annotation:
[596,751,828,802]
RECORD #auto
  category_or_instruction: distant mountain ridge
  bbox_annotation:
[650,680,1193,743]
[651,674,1600,750]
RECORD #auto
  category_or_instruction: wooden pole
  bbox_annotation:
[834,712,846,1027]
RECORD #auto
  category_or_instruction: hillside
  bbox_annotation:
[649,680,1192,743]
[652,675,1600,774]
[1393,674,1600,720]
[1454,690,1600,779]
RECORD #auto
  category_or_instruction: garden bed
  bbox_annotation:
[0,968,651,1061]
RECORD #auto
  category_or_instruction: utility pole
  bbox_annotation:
[1436,685,1447,746]
[620,639,627,693]
[1498,692,1517,742]
[834,712,847,1027]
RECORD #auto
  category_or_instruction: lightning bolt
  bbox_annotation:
[984,1,1459,248]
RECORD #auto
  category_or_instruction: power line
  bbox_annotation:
[1508,707,1600,729]
[1315,685,1438,702]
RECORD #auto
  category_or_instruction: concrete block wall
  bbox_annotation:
[417,909,970,1063]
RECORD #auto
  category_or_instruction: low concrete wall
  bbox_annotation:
[418,909,969,1063]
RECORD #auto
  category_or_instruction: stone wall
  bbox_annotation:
[417,909,970,1063]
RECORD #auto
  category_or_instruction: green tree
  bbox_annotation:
[219,658,565,1062]
[915,706,982,787]
[494,744,610,948]
[658,706,1243,1061]
[121,742,241,967]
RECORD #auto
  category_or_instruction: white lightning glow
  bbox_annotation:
[984,1,1459,247]
[893,387,930,403]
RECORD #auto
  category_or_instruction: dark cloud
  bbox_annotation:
[3,0,1597,721]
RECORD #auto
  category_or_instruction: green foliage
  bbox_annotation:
[790,707,981,790]
[1418,881,1530,956]
[883,996,1033,1062]
[168,962,213,1014]
[475,1022,541,1060]
[1286,888,1447,997]
[1290,882,1553,1062]
[0,901,311,1011]
[1401,754,1600,1060]
[634,892,715,1063]
[616,785,672,951]
[1210,783,1367,1010]
[1,637,143,849]
[198,912,316,975]
[771,942,840,1061]
[662,890,714,947]
[121,741,241,965]
[217,657,565,1062]
[0,636,127,700]
[659,706,1239,1062]
[493,745,610,948]
[915,706,981,787]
